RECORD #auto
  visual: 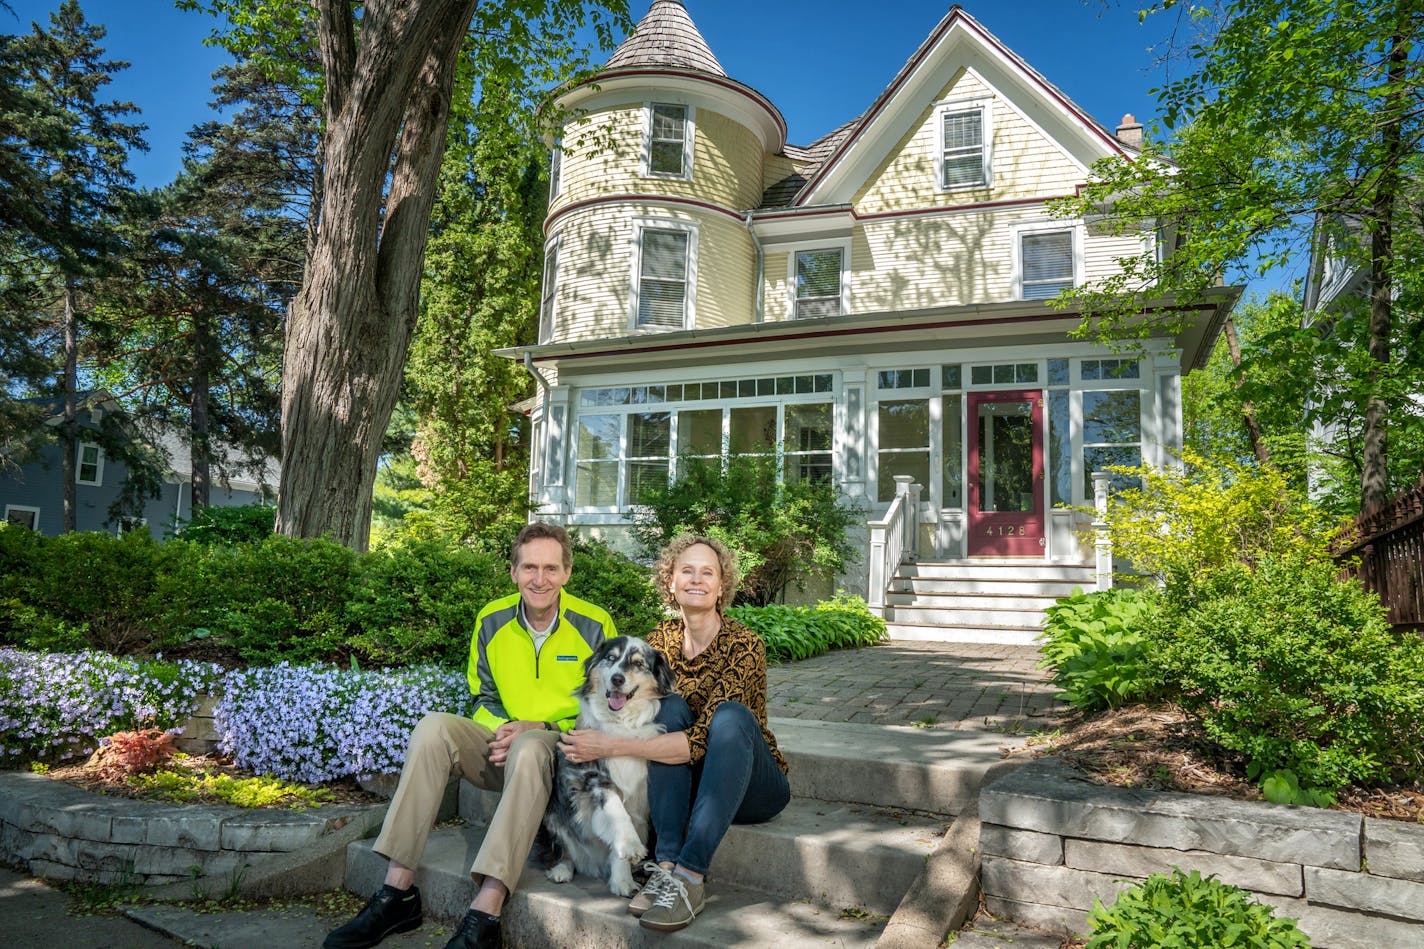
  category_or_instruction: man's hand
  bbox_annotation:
[489,720,546,766]
[559,728,619,765]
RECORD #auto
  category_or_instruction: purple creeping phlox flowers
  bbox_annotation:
[0,649,223,765]
[215,663,473,783]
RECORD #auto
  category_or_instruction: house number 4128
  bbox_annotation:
[986,526,1028,536]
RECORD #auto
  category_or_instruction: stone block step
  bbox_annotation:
[455,794,944,916]
[771,718,1020,815]
[345,827,887,947]
[885,605,1048,627]
[884,622,1041,645]
[886,590,1060,611]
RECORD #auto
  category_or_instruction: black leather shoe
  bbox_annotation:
[323,885,423,948]
[443,909,501,949]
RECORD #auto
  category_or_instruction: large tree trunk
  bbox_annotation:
[61,279,78,533]
[1361,26,1408,513]
[275,0,477,550]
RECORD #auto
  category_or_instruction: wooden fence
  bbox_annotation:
[1337,477,1424,631]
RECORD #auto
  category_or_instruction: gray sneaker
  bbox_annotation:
[638,872,705,932]
[628,863,675,917]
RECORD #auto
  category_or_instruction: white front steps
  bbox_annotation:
[882,560,1093,644]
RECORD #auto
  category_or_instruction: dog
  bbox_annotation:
[540,635,675,896]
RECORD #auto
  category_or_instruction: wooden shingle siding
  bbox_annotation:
[853,69,1083,215]
[1083,231,1152,284]
[853,214,1014,310]
[694,213,757,327]
[549,206,637,341]
[553,105,762,213]
[762,250,790,321]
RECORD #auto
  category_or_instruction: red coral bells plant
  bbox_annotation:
[88,728,177,780]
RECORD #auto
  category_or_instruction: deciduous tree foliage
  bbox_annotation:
[1057,0,1424,510]
[184,0,627,550]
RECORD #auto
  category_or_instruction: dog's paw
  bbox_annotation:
[607,864,637,897]
[546,861,574,884]
[611,829,645,863]
[624,839,648,865]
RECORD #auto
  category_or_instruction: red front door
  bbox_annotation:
[967,389,1044,556]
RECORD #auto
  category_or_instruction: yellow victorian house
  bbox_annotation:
[503,2,1238,641]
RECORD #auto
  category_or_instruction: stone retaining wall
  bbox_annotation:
[0,771,382,889]
[174,694,220,756]
[979,760,1424,949]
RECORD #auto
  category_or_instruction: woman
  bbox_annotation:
[558,534,790,933]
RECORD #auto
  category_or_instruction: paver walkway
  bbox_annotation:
[768,640,1066,732]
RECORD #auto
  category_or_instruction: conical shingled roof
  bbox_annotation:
[604,0,725,76]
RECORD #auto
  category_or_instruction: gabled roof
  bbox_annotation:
[791,6,1133,208]
[604,0,725,76]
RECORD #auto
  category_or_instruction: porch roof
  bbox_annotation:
[495,287,1240,376]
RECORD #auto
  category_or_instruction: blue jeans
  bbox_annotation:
[648,694,791,875]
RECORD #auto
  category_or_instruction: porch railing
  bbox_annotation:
[868,475,920,616]
[1336,476,1424,631]
[1091,471,1114,592]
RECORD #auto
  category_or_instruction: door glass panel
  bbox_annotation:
[941,394,963,508]
[976,399,1035,513]
[1049,390,1072,506]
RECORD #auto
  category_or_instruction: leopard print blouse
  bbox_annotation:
[647,616,788,774]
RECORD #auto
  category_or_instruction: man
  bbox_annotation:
[324,522,616,949]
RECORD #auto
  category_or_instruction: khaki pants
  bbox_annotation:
[372,712,559,892]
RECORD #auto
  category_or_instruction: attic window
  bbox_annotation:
[77,443,103,486]
[647,103,691,178]
[937,104,988,190]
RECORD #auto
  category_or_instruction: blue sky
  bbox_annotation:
[6,0,1299,294]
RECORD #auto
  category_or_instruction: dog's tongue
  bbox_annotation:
[608,690,628,711]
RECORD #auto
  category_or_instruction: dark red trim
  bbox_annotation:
[856,195,1069,221]
[546,194,747,235]
[531,300,1220,364]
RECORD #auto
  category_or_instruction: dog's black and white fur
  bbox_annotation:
[540,635,675,896]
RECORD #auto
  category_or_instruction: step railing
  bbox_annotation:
[868,475,921,615]
[1091,471,1113,591]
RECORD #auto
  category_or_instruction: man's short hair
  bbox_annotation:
[511,522,573,569]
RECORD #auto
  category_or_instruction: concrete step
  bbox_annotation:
[452,795,943,917]
[884,622,1042,645]
[891,575,1086,596]
[885,605,1049,627]
[345,827,889,947]
[886,590,1061,611]
[899,561,1093,583]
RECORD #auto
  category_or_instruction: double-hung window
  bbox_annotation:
[539,242,559,343]
[1021,230,1075,300]
[77,443,103,485]
[549,145,562,201]
[635,225,692,330]
[647,103,691,178]
[794,247,845,318]
[937,103,988,190]
[4,505,38,530]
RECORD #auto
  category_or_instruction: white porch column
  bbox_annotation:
[1091,471,1113,591]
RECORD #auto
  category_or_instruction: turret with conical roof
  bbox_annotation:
[540,2,786,345]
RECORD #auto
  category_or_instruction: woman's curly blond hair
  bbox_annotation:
[653,534,740,611]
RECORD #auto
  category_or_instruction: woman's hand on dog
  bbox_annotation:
[559,728,618,764]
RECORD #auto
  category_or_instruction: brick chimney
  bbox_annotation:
[1116,114,1144,149]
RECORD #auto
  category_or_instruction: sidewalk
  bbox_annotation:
[769,640,1066,732]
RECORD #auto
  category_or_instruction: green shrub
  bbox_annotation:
[173,503,275,545]
[729,593,887,663]
[1102,450,1343,590]
[1037,588,1160,712]
[1085,868,1310,948]
[1148,552,1424,794]
[159,535,356,665]
[344,538,507,667]
[566,537,663,638]
[630,453,861,607]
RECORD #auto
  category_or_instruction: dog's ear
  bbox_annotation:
[579,640,608,697]
[650,645,676,697]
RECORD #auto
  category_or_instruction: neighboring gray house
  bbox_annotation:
[0,392,278,539]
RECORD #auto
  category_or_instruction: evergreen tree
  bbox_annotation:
[0,0,147,529]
